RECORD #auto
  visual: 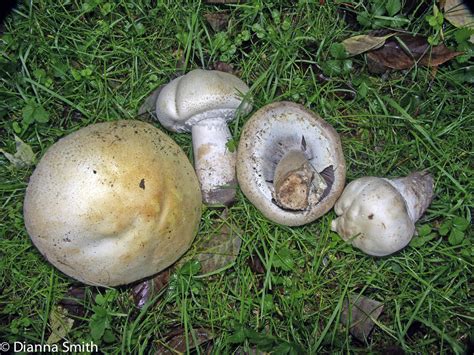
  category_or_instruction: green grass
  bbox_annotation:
[1,0,473,353]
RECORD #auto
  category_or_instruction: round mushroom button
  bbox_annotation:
[236,101,346,226]
[23,120,202,286]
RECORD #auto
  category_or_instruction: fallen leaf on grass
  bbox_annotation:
[247,253,265,274]
[155,327,214,354]
[443,0,474,43]
[177,209,242,275]
[366,34,463,71]
[59,285,89,317]
[47,306,74,344]
[340,294,384,342]
[210,61,238,75]
[195,224,242,274]
[1,135,36,168]
[204,11,230,32]
[132,210,241,307]
[137,85,164,117]
[131,268,171,309]
[342,33,394,56]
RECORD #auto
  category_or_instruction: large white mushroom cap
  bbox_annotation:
[24,120,202,286]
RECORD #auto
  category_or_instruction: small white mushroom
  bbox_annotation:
[237,101,346,226]
[23,120,202,286]
[331,171,434,256]
[155,69,252,206]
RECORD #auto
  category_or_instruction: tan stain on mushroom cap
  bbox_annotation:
[236,101,346,226]
[24,120,202,286]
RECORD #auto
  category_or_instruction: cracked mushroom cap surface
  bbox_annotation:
[23,120,202,286]
[155,69,251,132]
[237,101,346,226]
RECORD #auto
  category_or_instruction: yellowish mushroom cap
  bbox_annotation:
[24,120,201,286]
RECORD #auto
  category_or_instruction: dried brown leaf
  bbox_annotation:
[138,85,163,117]
[444,0,474,43]
[247,254,265,274]
[155,327,214,354]
[177,209,242,274]
[366,34,463,70]
[340,295,384,342]
[342,33,394,56]
[204,12,230,32]
[132,269,171,309]
[1,135,36,168]
[59,285,89,318]
[196,224,242,274]
[47,306,74,344]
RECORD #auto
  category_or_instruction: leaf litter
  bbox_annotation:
[154,327,214,354]
[443,0,474,43]
[366,34,463,70]
[0,135,36,168]
[131,268,171,309]
[342,33,395,57]
[176,208,242,275]
[131,208,242,308]
[340,294,384,342]
[340,32,463,72]
[47,306,75,344]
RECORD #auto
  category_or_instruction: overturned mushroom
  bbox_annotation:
[331,171,434,256]
[155,69,252,206]
[24,121,202,286]
[237,101,346,226]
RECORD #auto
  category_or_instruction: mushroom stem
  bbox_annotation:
[191,117,236,206]
[273,150,327,211]
[384,171,434,222]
